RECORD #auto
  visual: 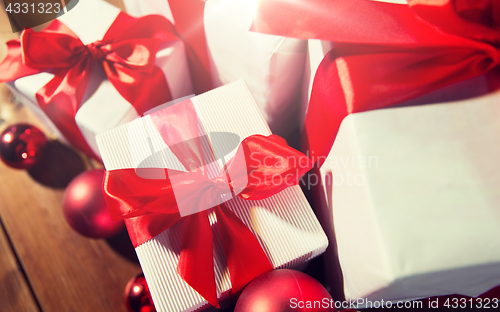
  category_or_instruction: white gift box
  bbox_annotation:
[6,0,193,159]
[317,89,500,304]
[96,81,328,312]
[204,0,307,137]
[123,0,308,137]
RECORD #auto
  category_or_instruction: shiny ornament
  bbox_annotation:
[63,169,124,238]
[0,124,47,169]
[235,269,336,312]
[125,273,156,312]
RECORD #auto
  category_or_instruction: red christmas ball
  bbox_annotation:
[125,273,156,312]
[63,169,124,238]
[0,123,47,169]
[235,269,336,312]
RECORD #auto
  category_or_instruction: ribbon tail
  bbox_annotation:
[168,0,212,94]
[177,211,219,308]
[36,59,99,160]
[106,64,172,116]
[0,40,41,82]
[215,204,273,295]
[251,0,452,45]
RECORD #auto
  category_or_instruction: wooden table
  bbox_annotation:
[0,1,145,311]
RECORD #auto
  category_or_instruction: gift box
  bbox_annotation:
[252,0,500,304]
[0,0,194,159]
[96,80,328,312]
[318,90,500,304]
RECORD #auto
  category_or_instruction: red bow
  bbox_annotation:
[103,99,312,307]
[252,0,500,164]
[0,13,179,159]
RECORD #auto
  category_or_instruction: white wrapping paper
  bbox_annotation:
[318,89,500,303]
[6,0,193,158]
[204,0,307,137]
[96,81,328,312]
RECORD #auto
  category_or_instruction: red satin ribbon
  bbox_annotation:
[0,13,178,159]
[252,0,500,165]
[103,99,312,307]
[169,0,212,94]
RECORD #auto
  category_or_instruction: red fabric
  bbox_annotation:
[103,99,312,306]
[0,13,178,160]
[252,0,500,165]
[169,0,212,94]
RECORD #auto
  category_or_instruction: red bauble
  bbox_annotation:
[235,269,336,312]
[0,123,47,169]
[125,273,156,312]
[63,169,124,238]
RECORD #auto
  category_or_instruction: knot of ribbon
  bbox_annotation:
[252,0,500,163]
[212,176,232,196]
[0,13,180,160]
[85,40,107,61]
[103,99,312,307]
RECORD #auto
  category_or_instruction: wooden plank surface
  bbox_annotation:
[0,219,40,312]
[0,1,142,311]
[0,128,142,312]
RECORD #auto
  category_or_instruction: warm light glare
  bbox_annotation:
[21,152,28,159]
[3,133,13,143]
[72,183,89,202]
[133,285,141,294]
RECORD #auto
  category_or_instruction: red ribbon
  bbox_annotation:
[0,13,179,159]
[252,0,500,165]
[168,0,213,94]
[103,99,312,307]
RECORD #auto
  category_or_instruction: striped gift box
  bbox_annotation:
[96,80,328,312]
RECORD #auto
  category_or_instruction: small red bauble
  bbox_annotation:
[125,273,156,312]
[0,123,47,169]
[235,269,337,312]
[63,169,124,238]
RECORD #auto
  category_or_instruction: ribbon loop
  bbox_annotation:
[21,26,86,70]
